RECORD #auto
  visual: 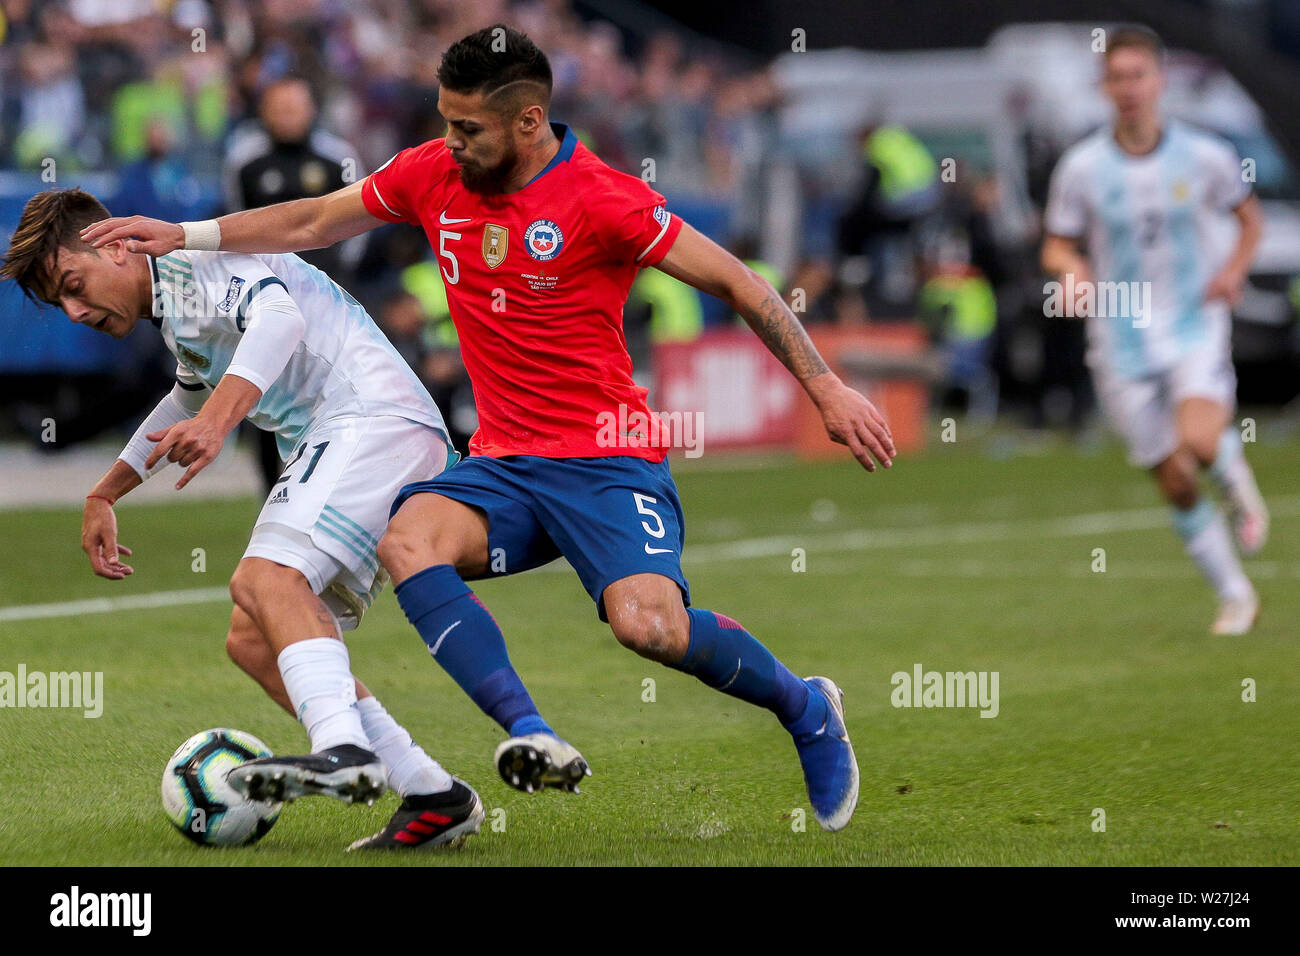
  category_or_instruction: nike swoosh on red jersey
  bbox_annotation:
[439,211,472,225]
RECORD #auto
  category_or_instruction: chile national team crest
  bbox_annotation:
[524,219,564,261]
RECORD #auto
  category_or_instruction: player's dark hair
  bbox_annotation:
[1105,25,1165,63]
[437,24,552,116]
[261,75,317,106]
[1,188,111,305]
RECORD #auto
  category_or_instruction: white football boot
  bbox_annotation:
[494,734,591,794]
[1211,589,1260,636]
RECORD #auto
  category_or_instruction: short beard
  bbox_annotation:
[457,144,519,196]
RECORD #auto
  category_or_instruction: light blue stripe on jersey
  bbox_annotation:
[157,254,193,274]
[1098,146,1146,376]
[315,509,380,575]
[156,265,192,283]
[319,506,381,571]
[321,505,379,552]
[315,524,379,577]
[156,262,194,291]
[156,256,193,282]
[1164,128,1206,350]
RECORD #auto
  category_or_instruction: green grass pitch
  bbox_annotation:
[1,431,1296,865]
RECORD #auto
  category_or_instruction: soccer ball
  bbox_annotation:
[161,728,282,846]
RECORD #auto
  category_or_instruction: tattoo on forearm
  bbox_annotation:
[744,293,830,381]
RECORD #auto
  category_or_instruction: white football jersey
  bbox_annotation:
[1044,119,1250,378]
[148,250,449,458]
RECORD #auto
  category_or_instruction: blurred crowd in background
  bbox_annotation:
[2,0,1298,462]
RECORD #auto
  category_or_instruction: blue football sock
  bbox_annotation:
[394,564,552,738]
[670,608,818,729]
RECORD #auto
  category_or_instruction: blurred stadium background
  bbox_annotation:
[2,0,1299,500]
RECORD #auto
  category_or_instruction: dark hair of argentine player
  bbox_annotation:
[2,188,113,305]
[1104,24,1165,63]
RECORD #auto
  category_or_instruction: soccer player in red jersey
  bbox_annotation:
[83,25,894,831]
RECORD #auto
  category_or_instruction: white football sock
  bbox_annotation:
[1207,428,1264,512]
[1171,499,1253,602]
[357,695,454,797]
[277,638,370,752]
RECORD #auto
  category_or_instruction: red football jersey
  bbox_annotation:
[361,122,683,460]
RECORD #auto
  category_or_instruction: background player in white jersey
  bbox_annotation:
[2,188,483,849]
[1041,26,1269,635]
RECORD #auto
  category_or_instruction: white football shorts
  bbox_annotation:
[243,415,451,630]
[1091,346,1237,469]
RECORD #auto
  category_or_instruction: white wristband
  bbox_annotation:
[180,220,222,251]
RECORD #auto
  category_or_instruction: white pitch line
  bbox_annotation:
[890,559,1297,580]
[0,586,230,623]
[3,496,1296,622]
[679,494,1300,564]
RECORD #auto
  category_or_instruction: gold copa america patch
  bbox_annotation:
[481,223,508,269]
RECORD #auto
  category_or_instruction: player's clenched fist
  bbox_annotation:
[80,216,185,257]
[146,416,225,489]
[81,497,134,579]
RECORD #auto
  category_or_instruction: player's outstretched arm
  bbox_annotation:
[79,181,382,257]
[83,378,211,579]
[656,222,895,472]
[83,460,143,579]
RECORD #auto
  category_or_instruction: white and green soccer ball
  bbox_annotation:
[161,728,282,846]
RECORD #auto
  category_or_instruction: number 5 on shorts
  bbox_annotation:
[633,493,674,557]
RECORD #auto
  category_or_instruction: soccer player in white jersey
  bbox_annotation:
[2,188,484,848]
[1042,26,1269,635]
